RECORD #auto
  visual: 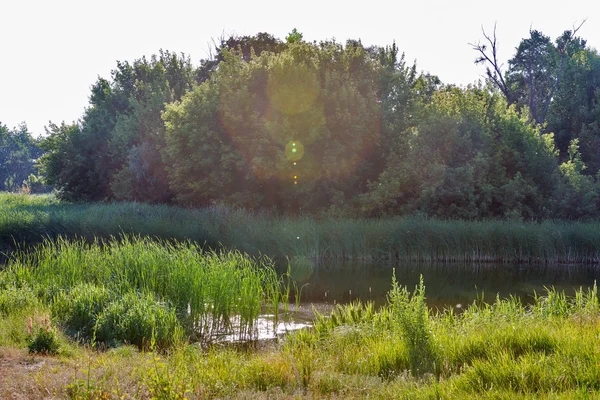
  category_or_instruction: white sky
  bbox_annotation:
[0,0,597,136]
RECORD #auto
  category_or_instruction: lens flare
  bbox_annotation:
[267,64,320,116]
[288,258,316,283]
[216,55,382,186]
[285,141,304,161]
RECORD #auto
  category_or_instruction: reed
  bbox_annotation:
[2,192,600,263]
[2,235,283,345]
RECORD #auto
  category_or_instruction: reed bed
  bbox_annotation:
[1,236,283,345]
[2,192,600,263]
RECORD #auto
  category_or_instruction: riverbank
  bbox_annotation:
[2,193,600,263]
[2,272,600,398]
[3,212,600,398]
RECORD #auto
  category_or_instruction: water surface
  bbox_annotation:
[284,260,600,311]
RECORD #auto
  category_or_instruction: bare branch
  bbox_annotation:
[572,19,587,36]
[469,23,513,104]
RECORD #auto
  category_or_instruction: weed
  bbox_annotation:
[387,274,439,376]
[26,316,60,355]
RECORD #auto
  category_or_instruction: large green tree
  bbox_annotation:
[163,39,389,213]
[359,86,569,220]
[41,51,196,202]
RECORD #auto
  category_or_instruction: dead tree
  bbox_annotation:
[470,21,586,125]
[469,23,513,105]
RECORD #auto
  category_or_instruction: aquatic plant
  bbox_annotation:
[2,193,600,263]
[3,235,284,345]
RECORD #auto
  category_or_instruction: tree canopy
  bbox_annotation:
[0,123,43,192]
[10,28,599,220]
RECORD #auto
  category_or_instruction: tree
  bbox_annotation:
[0,123,42,192]
[196,33,285,83]
[545,45,600,164]
[40,122,92,201]
[470,24,513,104]
[286,28,303,44]
[553,139,599,219]
[359,86,565,220]
[163,40,383,213]
[40,51,196,202]
[472,22,586,125]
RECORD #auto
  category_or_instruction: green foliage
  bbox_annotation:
[52,283,113,340]
[0,285,39,316]
[40,51,196,202]
[164,39,383,213]
[2,233,284,346]
[39,122,92,201]
[21,173,47,194]
[387,274,439,375]
[554,139,600,219]
[506,29,558,124]
[3,193,600,263]
[94,291,181,349]
[285,28,303,44]
[26,317,60,355]
[6,263,600,398]
[359,87,574,220]
[32,30,600,220]
[0,123,43,192]
[477,25,600,179]
[145,353,192,399]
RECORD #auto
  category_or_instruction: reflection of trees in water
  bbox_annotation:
[282,260,600,309]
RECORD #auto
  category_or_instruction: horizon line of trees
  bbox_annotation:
[3,27,600,220]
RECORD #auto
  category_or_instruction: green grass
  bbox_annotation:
[4,193,600,397]
[3,267,600,398]
[2,192,600,263]
[1,236,284,346]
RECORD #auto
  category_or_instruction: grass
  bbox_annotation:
[2,192,600,263]
[2,266,600,398]
[1,236,284,346]
[4,193,600,397]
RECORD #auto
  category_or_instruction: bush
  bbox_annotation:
[27,317,60,355]
[95,291,182,349]
[52,283,113,340]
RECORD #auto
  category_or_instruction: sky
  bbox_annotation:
[0,0,597,136]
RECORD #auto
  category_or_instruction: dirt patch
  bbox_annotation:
[0,351,72,399]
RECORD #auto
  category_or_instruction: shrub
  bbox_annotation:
[95,291,182,349]
[52,283,113,340]
[27,316,60,355]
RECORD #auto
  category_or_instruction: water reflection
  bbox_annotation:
[283,260,600,311]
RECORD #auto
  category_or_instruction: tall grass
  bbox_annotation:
[284,281,600,397]
[2,236,283,345]
[4,267,600,397]
[2,192,600,263]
